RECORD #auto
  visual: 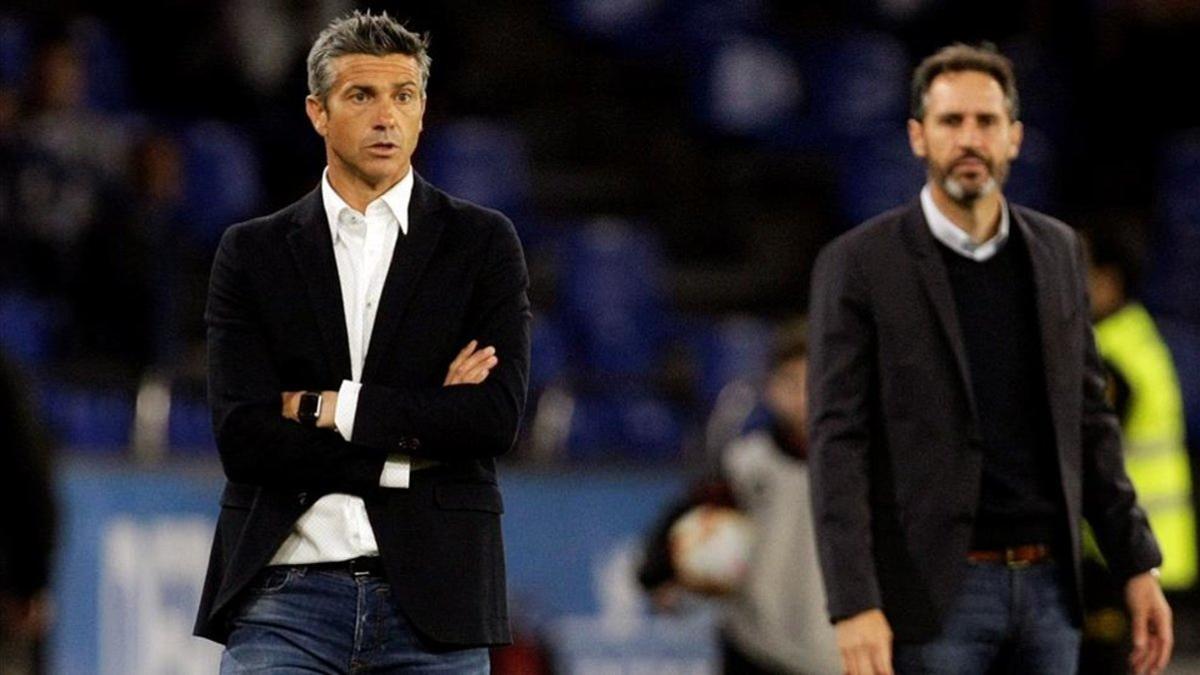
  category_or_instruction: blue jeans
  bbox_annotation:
[893,560,1080,675]
[220,565,490,674]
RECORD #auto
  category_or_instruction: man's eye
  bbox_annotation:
[352,92,368,102]
[397,92,413,103]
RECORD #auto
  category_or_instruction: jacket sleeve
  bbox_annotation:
[206,225,387,495]
[806,239,883,622]
[349,215,532,460]
[0,355,55,599]
[1071,234,1162,580]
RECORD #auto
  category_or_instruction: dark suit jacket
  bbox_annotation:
[806,198,1161,643]
[0,354,55,603]
[193,173,531,647]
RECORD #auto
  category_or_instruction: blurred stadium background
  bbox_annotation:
[3,0,1200,672]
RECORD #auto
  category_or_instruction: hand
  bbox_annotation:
[1126,570,1172,675]
[0,592,53,639]
[444,340,498,386]
[280,390,338,429]
[835,609,894,675]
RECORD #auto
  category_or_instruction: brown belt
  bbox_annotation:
[966,544,1053,568]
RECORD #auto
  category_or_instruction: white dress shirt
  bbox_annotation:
[920,184,1010,262]
[270,168,413,565]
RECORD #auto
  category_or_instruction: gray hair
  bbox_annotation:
[306,10,432,103]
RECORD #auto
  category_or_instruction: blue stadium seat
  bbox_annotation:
[0,291,62,367]
[168,393,214,453]
[566,391,685,462]
[836,130,925,226]
[0,15,31,88]
[556,218,668,378]
[73,17,130,112]
[1004,127,1058,213]
[530,313,569,393]
[416,119,538,246]
[41,383,133,453]
[1144,131,1200,322]
[690,34,804,140]
[181,121,264,247]
[799,31,909,144]
[691,315,772,407]
[1159,318,1200,448]
[556,0,667,51]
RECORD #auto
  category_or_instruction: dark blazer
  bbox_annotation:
[0,354,55,603]
[806,198,1161,643]
[193,173,531,647]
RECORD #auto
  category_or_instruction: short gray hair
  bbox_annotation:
[306,10,432,103]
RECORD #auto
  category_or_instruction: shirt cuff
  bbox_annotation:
[380,455,411,488]
[335,380,361,442]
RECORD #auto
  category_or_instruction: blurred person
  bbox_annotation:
[193,11,531,674]
[639,321,841,674]
[69,131,203,374]
[1078,227,1196,674]
[807,43,1170,675]
[4,31,130,293]
[0,353,56,675]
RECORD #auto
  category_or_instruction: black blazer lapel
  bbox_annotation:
[1012,208,1075,442]
[362,173,446,382]
[899,200,980,423]
[286,188,353,382]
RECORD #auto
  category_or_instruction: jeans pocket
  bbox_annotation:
[246,567,294,595]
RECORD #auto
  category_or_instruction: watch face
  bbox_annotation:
[298,392,320,421]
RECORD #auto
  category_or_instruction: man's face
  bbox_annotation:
[306,53,426,189]
[907,70,1023,205]
[764,357,807,435]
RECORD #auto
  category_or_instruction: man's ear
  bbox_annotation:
[1007,119,1024,161]
[907,118,927,159]
[305,95,328,137]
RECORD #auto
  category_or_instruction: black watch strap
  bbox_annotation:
[298,391,322,427]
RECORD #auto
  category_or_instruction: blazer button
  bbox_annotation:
[398,437,421,451]
[297,492,309,506]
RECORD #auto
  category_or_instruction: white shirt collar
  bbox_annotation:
[920,184,1010,262]
[321,167,413,242]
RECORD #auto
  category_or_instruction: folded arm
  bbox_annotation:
[206,227,387,495]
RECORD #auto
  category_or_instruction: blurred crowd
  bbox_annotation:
[4,1,1200,673]
[1,0,1199,463]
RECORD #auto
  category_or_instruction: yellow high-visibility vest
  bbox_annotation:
[1094,302,1196,590]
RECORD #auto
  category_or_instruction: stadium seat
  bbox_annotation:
[180,121,264,247]
[690,34,804,140]
[167,393,214,454]
[1004,126,1058,213]
[1159,317,1200,448]
[0,15,31,88]
[0,291,62,367]
[836,130,925,226]
[556,217,669,379]
[690,315,772,407]
[416,119,539,246]
[530,313,570,393]
[41,382,134,453]
[73,17,130,112]
[566,391,685,462]
[1143,131,1200,322]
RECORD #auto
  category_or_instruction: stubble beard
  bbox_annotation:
[936,158,1006,207]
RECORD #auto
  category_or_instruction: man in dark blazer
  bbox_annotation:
[193,11,530,673]
[807,44,1171,675]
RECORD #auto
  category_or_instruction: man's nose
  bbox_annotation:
[958,121,984,148]
[373,104,397,129]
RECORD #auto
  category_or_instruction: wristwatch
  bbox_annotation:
[298,391,322,427]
